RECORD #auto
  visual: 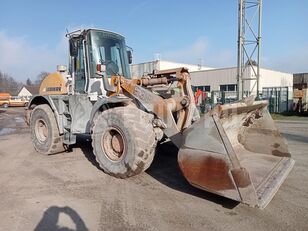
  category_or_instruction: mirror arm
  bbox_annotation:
[96,73,116,92]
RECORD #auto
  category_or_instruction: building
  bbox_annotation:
[293,73,308,112]
[191,66,292,94]
[0,92,11,99]
[130,59,212,78]
[131,60,294,112]
[191,66,293,112]
[17,85,40,99]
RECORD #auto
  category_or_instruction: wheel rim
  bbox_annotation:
[101,127,126,161]
[35,119,48,142]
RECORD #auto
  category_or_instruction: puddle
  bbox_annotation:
[0,128,16,136]
[14,117,25,123]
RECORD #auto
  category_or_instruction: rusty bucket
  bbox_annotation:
[178,100,294,208]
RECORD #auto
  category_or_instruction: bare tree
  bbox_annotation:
[0,71,23,95]
[26,78,32,86]
[35,71,49,85]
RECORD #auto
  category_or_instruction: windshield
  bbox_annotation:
[87,30,131,79]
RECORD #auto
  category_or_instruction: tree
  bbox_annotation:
[0,70,23,95]
[26,78,32,86]
[35,71,49,85]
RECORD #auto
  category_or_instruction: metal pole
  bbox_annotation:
[237,0,243,100]
[241,0,246,99]
[256,0,262,99]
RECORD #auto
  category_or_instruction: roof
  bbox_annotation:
[190,66,293,75]
[0,92,11,96]
[23,85,40,95]
[0,92,11,99]
[66,28,125,39]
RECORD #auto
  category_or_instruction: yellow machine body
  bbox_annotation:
[39,72,68,96]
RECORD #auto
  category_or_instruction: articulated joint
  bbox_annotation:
[165,96,190,112]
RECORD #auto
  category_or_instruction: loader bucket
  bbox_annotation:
[178,100,294,208]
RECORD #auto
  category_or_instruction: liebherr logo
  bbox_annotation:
[46,87,61,92]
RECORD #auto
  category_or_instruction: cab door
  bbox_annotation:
[74,39,86,93]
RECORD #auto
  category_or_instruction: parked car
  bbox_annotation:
[0,96,29,108]
[0,93,11,108]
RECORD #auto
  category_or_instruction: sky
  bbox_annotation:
[0,0,307,82]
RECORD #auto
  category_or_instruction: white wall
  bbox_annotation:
[158,60,212,72]
[130,60,212,78]
[191,67,237,91]
[191,66,293,98]
[18,87,32,98]
[130,61,159,78]
[259,68,293,96]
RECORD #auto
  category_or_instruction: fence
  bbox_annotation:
[262,87,290,113]
[193,87,291,114]
[194,90,237,114]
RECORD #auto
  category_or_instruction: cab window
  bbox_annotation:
[74,39,86,92]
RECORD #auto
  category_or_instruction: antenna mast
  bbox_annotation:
[237,0,262,100]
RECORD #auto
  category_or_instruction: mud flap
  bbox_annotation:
[178,100,295,208]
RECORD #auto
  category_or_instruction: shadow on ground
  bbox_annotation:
[71,135,102,171]
[74,135,239,209]
[34,206,88,231]
[147,140,239,209]
[282,132,308,143]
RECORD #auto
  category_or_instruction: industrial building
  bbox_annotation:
[191,66,293,112]
[130,60,294,112]
[130,60,212,78]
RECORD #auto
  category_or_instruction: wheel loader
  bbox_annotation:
[26,29,294,209]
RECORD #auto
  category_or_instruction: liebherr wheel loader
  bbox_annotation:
[26,29,294,208]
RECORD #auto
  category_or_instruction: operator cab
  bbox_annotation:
[68,29,132,96]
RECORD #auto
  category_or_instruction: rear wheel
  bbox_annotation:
[3,103,8,108]
[30,104,65,155]
[92,107,157,178]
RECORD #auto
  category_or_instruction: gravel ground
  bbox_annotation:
[0,107,307,231]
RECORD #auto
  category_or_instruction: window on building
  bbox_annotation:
[193,85,211,92]
[220,84,237,92]
[203,86,211,92]
[228,84,236,92]
[220,85,227,92]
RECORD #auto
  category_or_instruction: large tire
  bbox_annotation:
[30,104,65,155]
[92,107,157,178]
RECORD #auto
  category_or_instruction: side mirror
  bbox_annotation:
[69,39,78,57]
[127,50,133,64]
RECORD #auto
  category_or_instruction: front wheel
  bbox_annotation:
[30,104,65,155]
[92,107,157,178]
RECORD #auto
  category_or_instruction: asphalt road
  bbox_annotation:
[0,107,307,230]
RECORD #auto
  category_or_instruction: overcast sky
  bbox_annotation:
[0,0,307,82]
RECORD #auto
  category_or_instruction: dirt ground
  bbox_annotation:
[0,107,307,231]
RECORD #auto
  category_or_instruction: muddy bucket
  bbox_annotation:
[178,100,294,208]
